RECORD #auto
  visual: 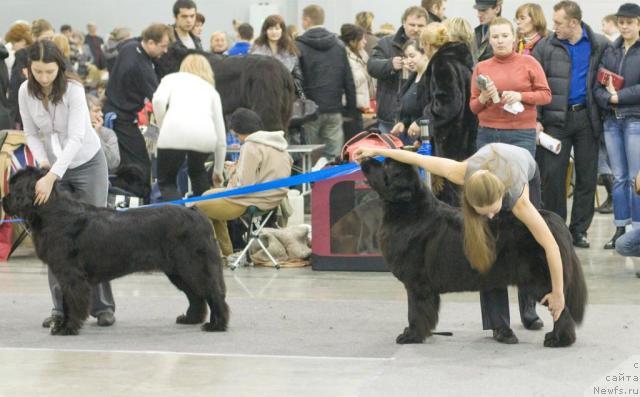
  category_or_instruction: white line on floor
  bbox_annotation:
[0,347,394,362]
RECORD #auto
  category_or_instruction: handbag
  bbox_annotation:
[597,67,625,91]
[341,129,404,162]
[290,80,319,127]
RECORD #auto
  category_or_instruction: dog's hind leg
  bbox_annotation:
[396,289,440,344]
[50,270,91,336]
[543,307,576,348]
[166,274,207,324]
[201,270,229,332]
[201,292,229,332]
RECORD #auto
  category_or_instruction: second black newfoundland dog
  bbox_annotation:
[361,158,587,347]
[2,167,229,336]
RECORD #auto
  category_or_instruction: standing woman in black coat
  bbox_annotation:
[419,20,478,205]
[421,20,477,161]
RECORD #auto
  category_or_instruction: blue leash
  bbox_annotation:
[2,161,366,222]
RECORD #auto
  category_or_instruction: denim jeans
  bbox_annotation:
[615,227,640,257]
[603,117,640,227]
[303,112,344,159]
[476,127,537,157]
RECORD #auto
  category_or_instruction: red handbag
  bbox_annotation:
[341,130,404,162]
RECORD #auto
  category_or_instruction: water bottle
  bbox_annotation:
[416,119,432,187]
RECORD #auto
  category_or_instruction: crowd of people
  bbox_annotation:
[0,0,638,340]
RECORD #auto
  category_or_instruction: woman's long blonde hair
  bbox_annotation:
[461,170,505,273]
[180,54,215,85]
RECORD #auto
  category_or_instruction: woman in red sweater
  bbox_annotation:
[470,16,551,157]
[469,16,551,344]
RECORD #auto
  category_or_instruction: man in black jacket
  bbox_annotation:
[156,0,203,79]
[532,0,608,248]
[473,0,502,63]
[105,23,171,201]
[367,6,428,134]
[296,4,356,162]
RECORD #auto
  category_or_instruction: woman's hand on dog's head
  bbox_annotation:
[34,172,58,206]
[353,147,380,163]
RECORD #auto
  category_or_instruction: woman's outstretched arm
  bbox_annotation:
[353,147,466,185]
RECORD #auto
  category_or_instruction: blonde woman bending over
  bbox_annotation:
[354,143,565,344]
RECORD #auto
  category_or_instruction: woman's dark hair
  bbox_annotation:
[228,108,264,135]
[253,14,300,56]
[26,40,80,105]
[340,23,365,52]
[402,39,424,53]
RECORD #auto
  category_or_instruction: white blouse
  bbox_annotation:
[18,80,101,178]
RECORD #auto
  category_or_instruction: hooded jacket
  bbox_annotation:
[227,130,293,210]
[367,27,408,123]
[296,27,356,114]
[593,36,640,119]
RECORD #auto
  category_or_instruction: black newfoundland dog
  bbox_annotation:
[2,168,229,336]
[361,158,587,347]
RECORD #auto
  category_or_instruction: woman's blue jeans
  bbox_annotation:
[604,117,640,227]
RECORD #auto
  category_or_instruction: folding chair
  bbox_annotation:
[229,206,280,270]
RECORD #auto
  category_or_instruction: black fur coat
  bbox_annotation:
[422,42,478,161]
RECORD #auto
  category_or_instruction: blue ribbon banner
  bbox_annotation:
[2,160,366,222]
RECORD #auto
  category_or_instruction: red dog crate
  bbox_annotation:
[311,169,388,271]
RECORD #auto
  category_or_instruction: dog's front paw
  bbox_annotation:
[543,330,565,348]
[396,327,425,344]
[176,314,205,325]
[543,330,575,348]
[201,321,226,332]
[50,325,79,336]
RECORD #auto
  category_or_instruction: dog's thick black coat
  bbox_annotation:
[3,168,229,336]
[361,158,587,347]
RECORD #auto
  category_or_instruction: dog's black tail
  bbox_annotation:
[550,214,588,325]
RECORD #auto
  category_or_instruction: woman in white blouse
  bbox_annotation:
[18,41,115,328]
[152,54,227,200]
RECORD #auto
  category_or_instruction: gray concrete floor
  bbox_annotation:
[0,211,638,397]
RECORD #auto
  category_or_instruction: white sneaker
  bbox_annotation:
[311,156,329,172]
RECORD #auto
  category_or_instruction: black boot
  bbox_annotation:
[604,227,626,249]
[596,174,614,214]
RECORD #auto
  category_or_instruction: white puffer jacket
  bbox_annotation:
[152,72,227,175]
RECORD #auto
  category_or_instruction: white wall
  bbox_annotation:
[0,0,630,44]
